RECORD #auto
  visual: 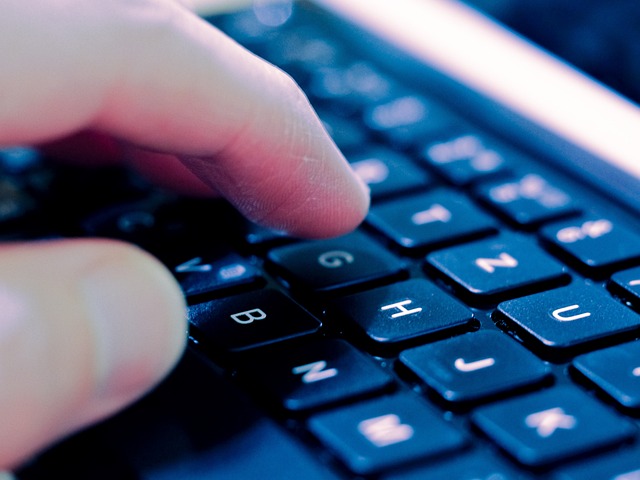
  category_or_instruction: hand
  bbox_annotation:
[0,0,369,469]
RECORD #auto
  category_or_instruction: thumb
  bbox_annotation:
[0,239,187,469]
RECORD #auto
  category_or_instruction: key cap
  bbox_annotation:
[349,147,433,200]
[318,109,370,152]
[610,266,640,308]
[555,447,640,480]
[308,62,396,114]
[573,341,640,410]
[188,289,321,354]
[495,283,640,355]
[427,233,568,303]
[266,231,406,294]
[329,279,475,351]
[472,386,635,467]
[170,253,262,300]
[420,130,512,186]
[476,173,579,227]
[308,393,467,475]
[241,339,394,412]
[399,331,551,404]
[363,94,458,149]
[367,188,497,252]
[541,214,640,275]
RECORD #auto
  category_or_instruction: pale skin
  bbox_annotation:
[0,0,369,469]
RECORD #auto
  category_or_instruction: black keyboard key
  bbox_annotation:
[319,109,370,152]
[399,331,551,404]
[427,233,568,303]
[171,253,262,299]
[330,279,475,350]
[349,147,433,200]
[308,62,396,113]
[541,214,640,275]
[610,266,640,307]
[421,131,512,186]
[243,339,394,412]
[555,447,640,480]
[308,393,467,475]
[383,450,522,480]
[477,173,579,227]
[266,232,405,294]
[188,289,321,354]
[495,283,640,355]
[363,94,458,149]
[368,189,497,252]
[573,341,640,410]
[472,386,635,468]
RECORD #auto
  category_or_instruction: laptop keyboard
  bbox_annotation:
[11,2,640,479]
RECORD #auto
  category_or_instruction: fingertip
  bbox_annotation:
[79,240,188,411]
[0,239,187,469]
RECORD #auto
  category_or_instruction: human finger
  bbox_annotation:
[0,239,187,469]
[0,0,369,238]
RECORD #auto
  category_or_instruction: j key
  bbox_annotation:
[171,253,262,299]
[308,393,467,475]
[476,173,579,227]
[383,450,522,480]
[266,232,405,294]
[349,147,434,200]
[330,279,475,350]
[420,131,512,186]
[363,94,458,149]
[610,266,640,307]
[242,339,394,412]
[399,331,551,404]
[541,214,640,275]
[188,289,321,354]
[573,341,640,410]
[427,233,568,303]
[495,283,640,355]
[368,189,497,252]
[555,447,640,480]
[472,386,635,468]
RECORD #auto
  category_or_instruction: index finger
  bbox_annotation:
[0,0,369,238]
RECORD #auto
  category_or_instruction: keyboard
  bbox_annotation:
[12,2,640,479]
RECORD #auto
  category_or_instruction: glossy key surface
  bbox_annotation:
[541,214,640,275]
[267,231,405,294]
[399,331,551,404]
[427,233,568,303]
[330,278,475,350]
[496,283,640,355]
[188,289,321,354]
[368,188,497,252]
[309,393,467,475]
[573,341,640,410]
[472,386,635,467]
[242,339,394,412]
